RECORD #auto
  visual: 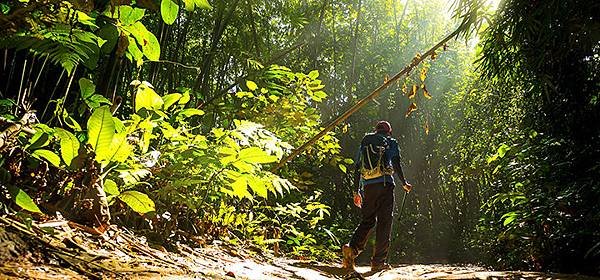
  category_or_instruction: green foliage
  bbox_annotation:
[8,186,41,213]
[0,0,211,74]
[0,26,104,75]
[87,106,116,163]
[161,0,179,25]
[79,78,111,110]
[183,0,212,11]
[118,190,155,214]
[135,83,164,112]
[31,149,61,167]
[55,128,79,166]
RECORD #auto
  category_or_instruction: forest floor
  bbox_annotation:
[1,215,598,280]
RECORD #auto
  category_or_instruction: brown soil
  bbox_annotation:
[0,215,598,280]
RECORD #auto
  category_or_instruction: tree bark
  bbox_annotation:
[346,0,363,97]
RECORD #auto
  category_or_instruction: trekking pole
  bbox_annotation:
[397,191,408,221]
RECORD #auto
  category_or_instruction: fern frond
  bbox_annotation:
[0,25,102,75]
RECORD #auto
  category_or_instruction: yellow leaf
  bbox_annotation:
[231,176,251,199]
[246,80,258,91]
[425,120,430,135]
[405,103,417,118]
[423,87,432,99]
[402,83,408,95]
[247,175,268,198]
[384,74,389,83]
[430,51,438,60]
[420,68,428,82]
[408,85,417,99]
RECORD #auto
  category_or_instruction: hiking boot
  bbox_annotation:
[370,262,392,271]
[341,244,356,269]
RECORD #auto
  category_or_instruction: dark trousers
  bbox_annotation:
[349,182,395,264]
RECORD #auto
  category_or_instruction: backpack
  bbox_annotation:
[359,133,395,180]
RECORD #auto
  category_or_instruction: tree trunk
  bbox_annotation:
[346,0,363,97]
[193,0,241,106]
[311,0,328,69]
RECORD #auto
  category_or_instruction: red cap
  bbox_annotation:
[375,121,392,134]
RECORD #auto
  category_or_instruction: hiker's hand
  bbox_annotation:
[353,192,362,208]
[402,182,413,193]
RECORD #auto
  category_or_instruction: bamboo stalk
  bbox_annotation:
[33,54,49,92]
[15,59,27,115]
[271,26,463,172]
[41,69,65,120]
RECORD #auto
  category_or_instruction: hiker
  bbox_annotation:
[342,120,413,271]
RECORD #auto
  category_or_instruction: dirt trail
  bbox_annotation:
[3,243,599,280]
[153,247,600,280]
[1,216,598,280]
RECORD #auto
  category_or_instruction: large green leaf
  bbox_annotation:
[124,22,161,61]
[231,176,251,199]
[182,0,195,11]
[162,93,182,110]
[103,179,120,196]
[135,85,164,112]
[79,78,95,99]
[247,175,268,198]
[55,128,80,166]
[110,5,145,25]
[32,149,61,167]
[142,31,161,61]
[178,92,191,105]
[126,37,144,66]
[177,108,204,120]
[8,187,41,213]
[26,130,51,150]
[135,22,160,61]
[87,106,115,161]
[100,132,132,164]
[161,0,179,25]
[118,190,155,214]
[238,147,277,164]
[194,0,212,9]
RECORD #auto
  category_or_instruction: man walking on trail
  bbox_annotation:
[342,120,413,271]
